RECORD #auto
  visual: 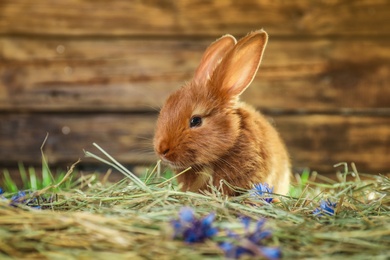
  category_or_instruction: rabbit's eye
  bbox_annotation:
[190,116,202,128]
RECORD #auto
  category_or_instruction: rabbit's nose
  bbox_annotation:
[162,148,170,155]
[157,141,170,156]
[158,145,174,163]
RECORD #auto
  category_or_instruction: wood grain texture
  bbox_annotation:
[0,0,389,37]
[1,38,389,111]
[1,0,389,175]
[0,113,389,174]
[0,113,155,165]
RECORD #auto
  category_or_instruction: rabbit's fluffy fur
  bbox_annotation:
[154,30,291,196]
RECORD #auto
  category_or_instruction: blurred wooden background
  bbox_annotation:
[0,0,389,176]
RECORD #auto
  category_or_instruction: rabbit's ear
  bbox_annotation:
[212,30,268,98]
[194,35,237,86]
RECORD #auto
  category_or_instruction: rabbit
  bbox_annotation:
[154,30,291,196]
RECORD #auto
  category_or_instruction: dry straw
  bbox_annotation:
[0,144,389,259]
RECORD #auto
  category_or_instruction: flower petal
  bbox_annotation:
[201,212,215,226]
[205,227,218,238]
[179,207,195,223]
[260,246,282,260]
[241,216,251,231]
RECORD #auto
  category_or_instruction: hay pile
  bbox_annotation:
[0,147,389,259]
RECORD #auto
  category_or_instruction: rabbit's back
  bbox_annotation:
[210,103,291,195]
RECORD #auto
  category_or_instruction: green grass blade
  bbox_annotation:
[28,166,38,190]
[41,158,52,187]
[85,143,151,193]
[17,162,29,189]
[2,169,18,192]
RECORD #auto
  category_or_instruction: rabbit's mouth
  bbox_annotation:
[160,157,188,170]
[166,162,196,174]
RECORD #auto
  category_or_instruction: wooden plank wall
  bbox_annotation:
[0,0,389,175]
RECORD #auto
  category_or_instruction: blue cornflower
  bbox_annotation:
[10,190,36,207]
[171,207,218,243]
[1,188,54,209]
[11,191,28,204]
[251,183,274,203]
[313,199,337,217]
[219,217,281,260]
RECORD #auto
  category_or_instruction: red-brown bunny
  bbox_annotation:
[154,30,291,196]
